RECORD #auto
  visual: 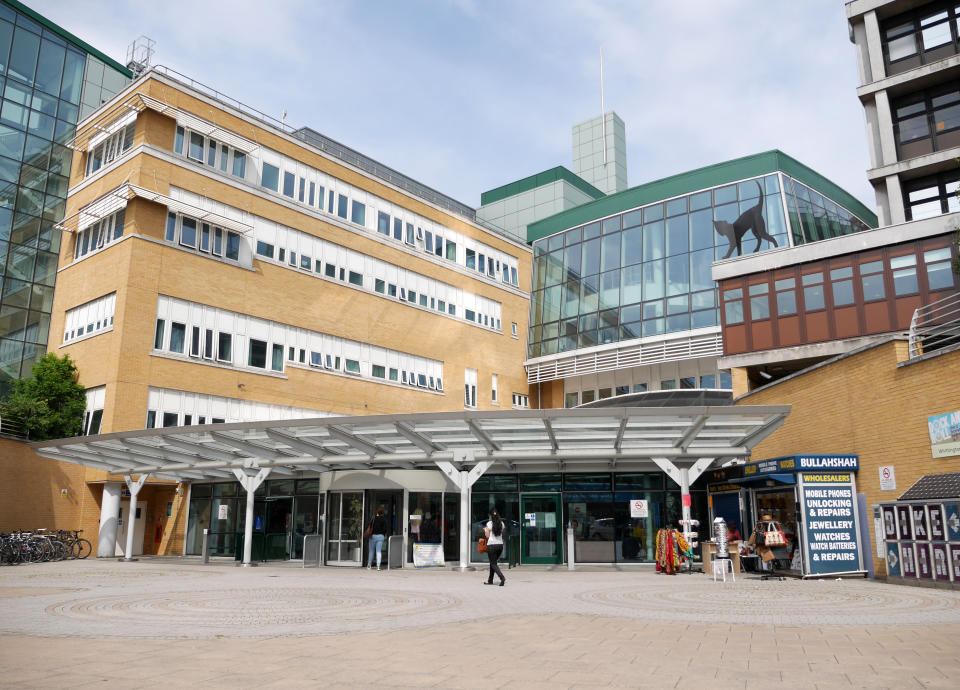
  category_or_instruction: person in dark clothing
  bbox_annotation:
[367,507,387,570]
[483,510,506,586]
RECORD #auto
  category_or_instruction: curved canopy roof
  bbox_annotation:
[31,406,790,482]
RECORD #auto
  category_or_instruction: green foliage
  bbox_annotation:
[1,353,86,440]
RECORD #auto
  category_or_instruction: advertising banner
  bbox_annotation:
[916,543,933,579]
[950,544,960,580]
[799,472,863,576]
[928,410,960,458]
[896,505,913,540]
[946,503,960,542]
[412,543,445,568]
[881,505,898,540]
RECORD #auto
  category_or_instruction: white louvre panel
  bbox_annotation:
[86,111,137,151]
[127,185,252,235]
[134,92,257,154]
[525,330,724,384]
[74,186,131,233]
[68,91,148,151]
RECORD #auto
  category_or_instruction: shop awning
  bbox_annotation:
[31,406,790,483]
[730,473,797,486]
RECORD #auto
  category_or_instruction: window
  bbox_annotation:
[802,272,825,311]
[337,194,348,219]
[830,266,855,306]
[374,279,385,294]
[190,326,201,357]
[724,288,743,325]
[893,82,960,158]
[564,392,579,408]
[232,151,246,178]
[345,359,361,375]
[491,373,498,403]
[207,140,217,166]
[891,254,919,295]
[298,178,305,202]
[924,247,955,290]
[348,271,363,287]
[464,368,477,408]
[512,393,529,409]
[146,411,157,429]
[199,224,211,252]
[188,132,204,161]
[324,263,336,278]
[282,171,295,198]
[271,344,284,372]
[175,126,184,154]
[169,323,186,354]
[154,319,165,349]
[85,123,135,176]
[352,201,365,225]
[446,240,457,261]
[860,260,886,301]
[300,255,311,270]
[261,162,280,191]
[466,248,476,270]
[377,212,390,235]
[204,329,214,359]
[389,368,398,381]
[775,277,796,316]
[257,241,275,259]
[220,145,228,172]
[225,232,240,261]
[372,364,385,378]
[406,223,415,245]
[882,5,960,72]
[217,332,232,362]
[748,283,769,320]
[511,322,518,337]
[180,218,197,248]
[248,339,267,368]
[904,172,960,220]
[163,412,179,428]
[73,209,125,260]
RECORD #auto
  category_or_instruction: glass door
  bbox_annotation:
[325,491,364,566]
[520,494,562,564]
[292,495,321,560]
[264,497,293,560]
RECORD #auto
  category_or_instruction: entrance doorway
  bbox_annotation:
[326,492,364,565]
[520,494,562,564]
[116,500,146,557]
[364,490,403,568]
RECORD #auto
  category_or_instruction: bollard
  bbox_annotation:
[567,526,575,571]
[201,528,210,564]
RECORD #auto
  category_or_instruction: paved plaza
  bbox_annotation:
[1,558,959,688]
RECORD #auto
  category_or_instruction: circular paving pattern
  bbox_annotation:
[574,579,960,625]
[44,587,462,628]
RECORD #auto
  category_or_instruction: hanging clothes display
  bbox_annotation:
[655,528,693,574]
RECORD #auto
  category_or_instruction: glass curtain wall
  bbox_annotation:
[0,4,129,388]
[529,174,870,359]
[471,472,708,564]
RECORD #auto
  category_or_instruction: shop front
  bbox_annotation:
[708,454,865,578]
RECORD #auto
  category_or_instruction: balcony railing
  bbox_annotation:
[909,290,960,358]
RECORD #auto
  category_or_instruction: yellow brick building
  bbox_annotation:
[733,339,960,578]
[27,69,531,559]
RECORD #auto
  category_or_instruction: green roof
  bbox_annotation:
[525,150,878,243]
[3,0,132,78]
[480,166,605,206]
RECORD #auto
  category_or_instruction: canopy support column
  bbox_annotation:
[98,482,122,558]
[121,474,149,562]
[232,466,271,567]
[652,456,716,540]
[436,453,492,572]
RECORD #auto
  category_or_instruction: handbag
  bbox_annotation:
[478,536,487,553]
[764,528,786,547]
[364,523,373,539]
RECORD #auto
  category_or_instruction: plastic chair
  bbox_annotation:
[712,557,735,583]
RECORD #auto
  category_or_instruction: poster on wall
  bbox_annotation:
[630,500,649,518]
[945,503,960,542]
[912,505,930,541]
[931,542,951,581]
[949,544,960,580]
[885,542,901,576]
[879,466,896,491]
[896,505,913,540]
[882,506,899,540]
[218,504,229,520]
[916,543,933,579]
[900,542,917,577]
[799,472,863,576]
[928,410,960,458]
[929,504,946,541]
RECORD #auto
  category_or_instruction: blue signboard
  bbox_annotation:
[945,503,960,542]
[885,541,902,577]
[800,472,862,576]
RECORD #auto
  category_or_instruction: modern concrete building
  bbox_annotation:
[847,0,960,226]
[572,112,627,195]
[0,0,130,387]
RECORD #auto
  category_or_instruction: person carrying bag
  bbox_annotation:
[482,510,506,587]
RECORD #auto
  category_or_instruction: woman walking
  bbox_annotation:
[367,507,387,570]
[483,510,506,586]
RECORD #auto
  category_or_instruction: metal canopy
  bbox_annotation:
[30,406,790,483]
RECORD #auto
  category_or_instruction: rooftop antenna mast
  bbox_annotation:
[600,47,607,166]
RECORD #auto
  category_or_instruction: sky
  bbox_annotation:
[32,0,874,212]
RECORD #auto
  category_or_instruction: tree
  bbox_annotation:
[1,353,86,440]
